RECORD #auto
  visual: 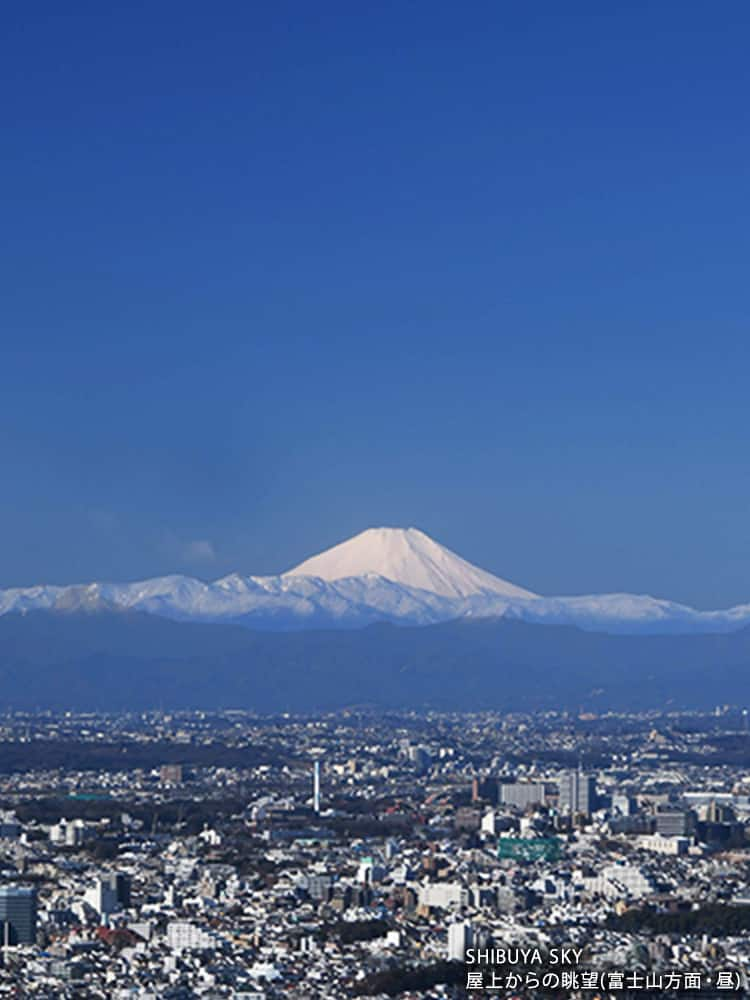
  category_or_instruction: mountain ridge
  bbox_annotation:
[2,527,750,635]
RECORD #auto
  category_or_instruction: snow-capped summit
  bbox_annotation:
[284,526,537,600]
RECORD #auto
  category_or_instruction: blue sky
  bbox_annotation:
[3,2,750,608]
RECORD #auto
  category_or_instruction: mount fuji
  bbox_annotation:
[284,527,536,600]
[1,526,750,635]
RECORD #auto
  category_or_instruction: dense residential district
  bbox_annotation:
[3,711,750,996]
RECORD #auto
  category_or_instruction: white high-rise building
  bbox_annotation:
[500,782,546,809]
[447,921,473,961]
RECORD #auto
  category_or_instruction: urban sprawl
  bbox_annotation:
[2,708,750,997]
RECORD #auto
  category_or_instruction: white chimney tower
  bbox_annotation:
[313,761,321,814]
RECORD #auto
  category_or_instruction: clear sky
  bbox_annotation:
[3,2,750,608]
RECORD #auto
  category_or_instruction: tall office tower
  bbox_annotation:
[105,872,131,909]
[313,761,321,814]
[84,879,118,920]
[447,920,474,961]
[558,770,596,816]
[84,872,132,920]
[0,886,37,945]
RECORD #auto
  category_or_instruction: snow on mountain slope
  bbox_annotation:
[285,527,536,599]
[2,527,750,634]
[0,572,458,629]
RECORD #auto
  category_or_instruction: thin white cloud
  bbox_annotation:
[160,533,218,566]
[181,539,217,562]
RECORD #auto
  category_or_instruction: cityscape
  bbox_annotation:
[5,2,750,997]
[3,707,750,995]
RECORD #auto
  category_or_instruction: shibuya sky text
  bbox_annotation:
[466,947,584,966]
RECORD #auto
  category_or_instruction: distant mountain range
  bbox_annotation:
[2,527,750,634]
[2,610,750,713]
[4,527,750,712]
